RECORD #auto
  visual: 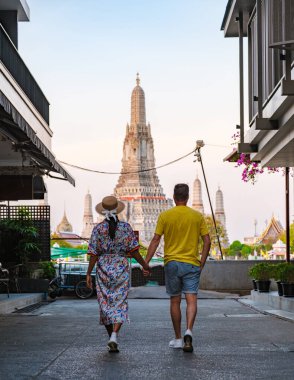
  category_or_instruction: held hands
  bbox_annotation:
[86,274,93,289]
[142,263,151,277]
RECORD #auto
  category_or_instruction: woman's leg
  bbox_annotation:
[105,324,113,337]
[113,322,122,333]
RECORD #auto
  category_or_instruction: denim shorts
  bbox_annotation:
[165,261,201,296]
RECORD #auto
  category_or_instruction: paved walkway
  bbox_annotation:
[0,295,293,379]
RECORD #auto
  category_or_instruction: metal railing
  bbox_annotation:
[0,23,50,124]
[248,0,294,122]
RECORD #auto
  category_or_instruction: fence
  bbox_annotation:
[0,205,50,263]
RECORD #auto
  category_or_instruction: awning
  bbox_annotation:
[0,90,75,186]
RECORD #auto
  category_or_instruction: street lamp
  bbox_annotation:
[194,140,224,260]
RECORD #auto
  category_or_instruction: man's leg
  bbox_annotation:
[170,294,182,339]
[185,293,197,331]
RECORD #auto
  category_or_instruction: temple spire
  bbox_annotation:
[131,73,146,126]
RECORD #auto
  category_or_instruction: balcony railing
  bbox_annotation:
[0,23,49,124]
[248,0,294,122]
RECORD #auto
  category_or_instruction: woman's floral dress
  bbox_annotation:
[87,221,139,325]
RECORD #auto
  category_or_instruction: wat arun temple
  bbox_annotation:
[114,74,172,242]
[56,75,231,246]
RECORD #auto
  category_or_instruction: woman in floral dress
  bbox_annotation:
[86,196,150,353]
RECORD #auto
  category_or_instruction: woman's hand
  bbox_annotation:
[86,274,93,289]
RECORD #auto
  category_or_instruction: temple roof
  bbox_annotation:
[56,211,73,233]
[258,216,284,244]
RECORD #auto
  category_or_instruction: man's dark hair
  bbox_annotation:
[174,183,189,201]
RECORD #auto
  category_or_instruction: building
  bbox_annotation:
[114,74,172,243]
[56,211,73,233]
[191,174,204,214]
[215,187,226,229]
[191,173,229,247]
[244,215,284,246]
[257,216,284,245]
[81,191,95,239]
[221,0,294,168]
[0,1,74,203]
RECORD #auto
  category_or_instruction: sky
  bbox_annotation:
[16,0,292,242]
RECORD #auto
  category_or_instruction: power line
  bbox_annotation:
[59,149,195,175]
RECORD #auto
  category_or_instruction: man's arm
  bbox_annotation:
[200,234,211,270]
[131,249,151,273]
[145,234,161,264]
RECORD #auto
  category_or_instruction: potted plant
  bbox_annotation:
[248,265,258,291]
[39,261,56,280]
[250,262,273,292]
[271,262,289,296]
[0,208,49,293]
[279,263,294,297]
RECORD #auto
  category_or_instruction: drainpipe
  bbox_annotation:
[238,11,244,143]
[257,0,263,118]
[285,167,290,263]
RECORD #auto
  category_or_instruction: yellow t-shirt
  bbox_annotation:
[155,206,209,266]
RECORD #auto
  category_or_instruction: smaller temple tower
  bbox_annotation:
[215,186,226,228]
[215,186,229,246]
[192,173,204,214]
[56,210,73,233]
[81,191,95,239]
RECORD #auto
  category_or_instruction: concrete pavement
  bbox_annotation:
[0,294,294,379]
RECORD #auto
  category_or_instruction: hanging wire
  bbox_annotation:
[59,149,196,175]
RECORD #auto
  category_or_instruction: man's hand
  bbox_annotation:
[142,264,151,277]
[86,274,93,289]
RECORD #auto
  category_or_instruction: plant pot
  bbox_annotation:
[256,280,271,293]
[252,280,258,291]
[281,283,294,297]
[276,281,283,296]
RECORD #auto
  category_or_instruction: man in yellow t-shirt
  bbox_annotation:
[144,183,211,353]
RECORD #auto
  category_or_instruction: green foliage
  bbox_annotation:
[248,265,257,279]
[228,241,252,258]
[241,244,252,258]
[39,261,56,279]
[139,242,148,258]
[51,233,74,248]
[200,216,228,252]
[248,262,274,281]
[279,223,294,252]
[279,263,294,283]
[0,208,40,266]
[271,262,289,281]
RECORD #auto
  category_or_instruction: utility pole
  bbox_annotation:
[194,140,223,260]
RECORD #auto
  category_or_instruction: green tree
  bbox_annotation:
[280,223,294,253]
[50,232,74,248]
[241,244,252,258]
[227,240,243,257]
[201,215,228,253]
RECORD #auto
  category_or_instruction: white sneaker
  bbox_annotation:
[107,332,119,353]
[169,338,183,348]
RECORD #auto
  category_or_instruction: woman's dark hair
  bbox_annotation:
[174,183,189,201]
[107,217,118,240]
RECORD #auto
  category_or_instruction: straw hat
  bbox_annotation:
[95,195,125,215]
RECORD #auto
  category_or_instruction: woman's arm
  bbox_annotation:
[86,255,98,289]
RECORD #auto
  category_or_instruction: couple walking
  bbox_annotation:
[86,183,211,353]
